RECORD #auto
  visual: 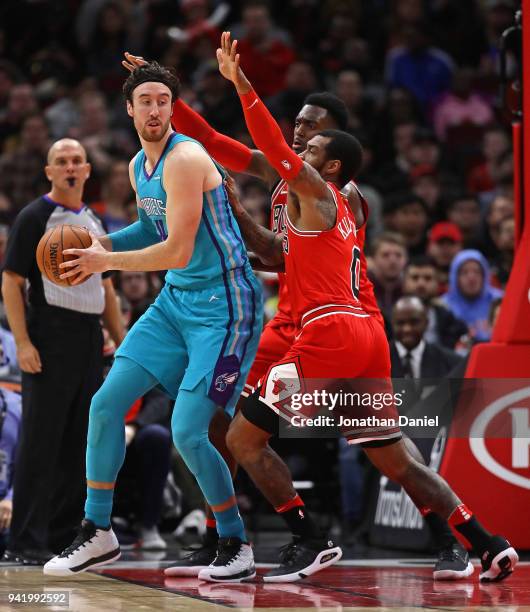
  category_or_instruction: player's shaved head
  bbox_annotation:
[393,295,426,316]
[47,139,87,164]
[392,296,428,350]
[45,138,91,192]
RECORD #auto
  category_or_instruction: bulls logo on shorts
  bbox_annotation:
[259,360,302,420]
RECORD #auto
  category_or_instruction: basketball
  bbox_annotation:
[36,224,92,286]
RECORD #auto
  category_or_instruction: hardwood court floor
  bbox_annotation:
[1,559,529,611]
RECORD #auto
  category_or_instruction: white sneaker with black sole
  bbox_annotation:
[43,520,120,576]
[479,535,519,582]
[433,541,474,580]
[198,537,255,583]
[263,536,342,582]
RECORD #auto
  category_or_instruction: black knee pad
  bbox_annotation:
[241,388,279,437]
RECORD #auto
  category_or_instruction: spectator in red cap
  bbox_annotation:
[427,221,463,294]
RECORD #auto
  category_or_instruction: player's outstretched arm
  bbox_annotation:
[122,52,279,187]
[218,33,334,231]
[224,175,284,269]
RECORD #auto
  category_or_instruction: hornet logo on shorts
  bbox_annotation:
[215,371,240,393]
[209,354,241,407]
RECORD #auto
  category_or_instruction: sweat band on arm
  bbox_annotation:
[238,90,303,181]
[171,99,252,172]
[109,219,160,252]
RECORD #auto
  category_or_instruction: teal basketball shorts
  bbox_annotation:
[116,271,263,415]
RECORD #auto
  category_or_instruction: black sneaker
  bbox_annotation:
[198,537,255,582]
[1,550,19,563]
[2,549,54,566]
[164,537,218,577]
[479,535,519,582]
[263,537,342,583]
[433,541,474,580]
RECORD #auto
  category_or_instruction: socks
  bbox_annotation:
[205,518,218,544]
[449,503,492,555]
[213,499,246,542]
[424,511,458,549]
[275,494,321,540]
[85,487,114,529]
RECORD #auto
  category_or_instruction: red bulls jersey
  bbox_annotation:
[283,182,367,327]
[269,179,292,327]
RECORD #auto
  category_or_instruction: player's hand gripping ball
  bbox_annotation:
[36,224,93,286]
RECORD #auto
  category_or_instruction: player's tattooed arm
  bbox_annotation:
[225,176,284,268]
[287,163,337,231]
[233,206,284,267]
[248,253,284,273]
[315,198,338,230]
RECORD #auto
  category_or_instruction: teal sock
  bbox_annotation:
[85,487,114,528]
[214,504,246,541]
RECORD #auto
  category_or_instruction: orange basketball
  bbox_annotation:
[36,224,92,286]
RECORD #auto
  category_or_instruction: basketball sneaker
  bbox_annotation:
[197,537,255,582]
[43,520,120,576]
[139,526,167,550]
[263,536,342,582]
[164,537,218,576]
[2,548,54,566]
[433,541,474,580]
[479,535,518,582]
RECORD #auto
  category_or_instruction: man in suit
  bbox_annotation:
[390,296,463,379]
[403,256,468,351]
[389,296,472,578]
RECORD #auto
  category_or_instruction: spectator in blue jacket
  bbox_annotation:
[442,249,503,342]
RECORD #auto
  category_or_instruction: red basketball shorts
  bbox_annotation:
[246,307,401,445]
[240,317,296,398]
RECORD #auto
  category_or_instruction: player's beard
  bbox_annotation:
[140,118,171,142]
[308,159,326,177]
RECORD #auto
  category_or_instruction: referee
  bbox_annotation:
[1,139,124,564]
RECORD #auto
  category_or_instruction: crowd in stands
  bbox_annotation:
[0,0,519,547]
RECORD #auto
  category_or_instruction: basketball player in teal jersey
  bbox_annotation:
[43,63,263,582]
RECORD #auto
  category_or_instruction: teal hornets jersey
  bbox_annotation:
[133,132,249,289]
